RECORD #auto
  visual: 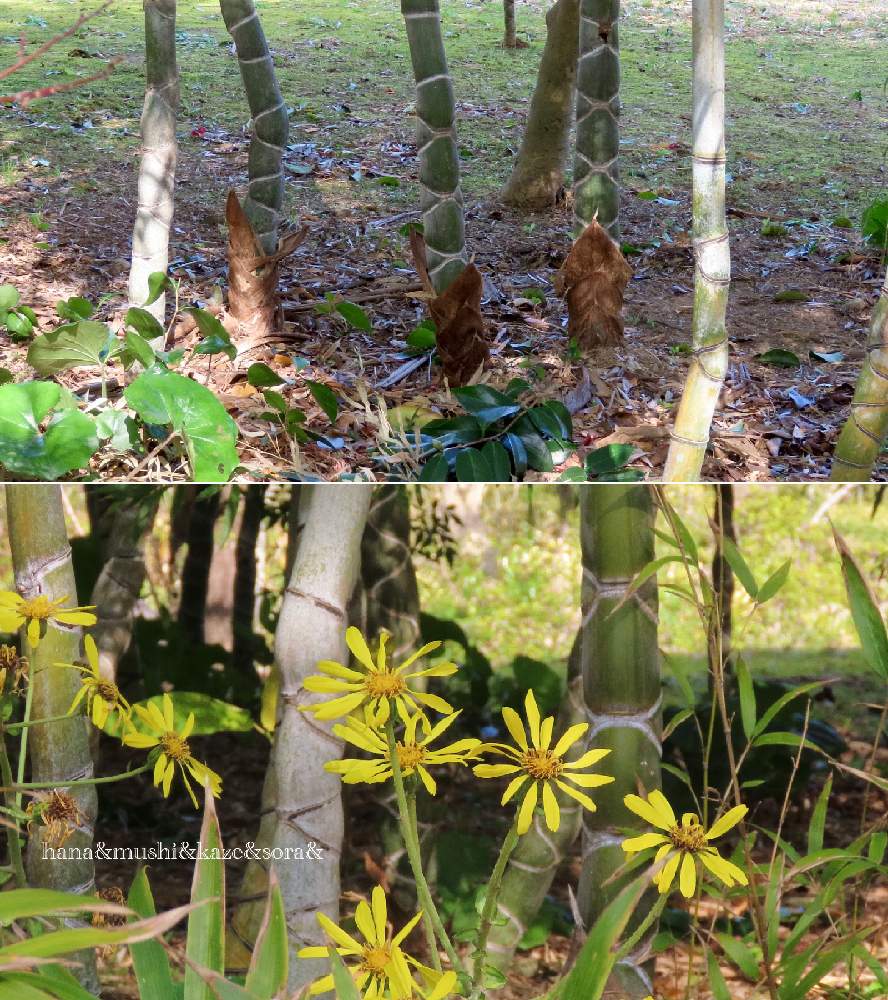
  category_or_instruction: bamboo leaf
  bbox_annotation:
[184,787,225,1000]
[833,528,888,681]
[245,873,288,998]
[752,731,824,753]
[0,889,129,925]
[706,952,732,1000]
[736,657,756,739]
[721,537,758,599]
[608,556,683,616]
[807,774,832,855]
[715,933,760,980]
[751,681,827,739]
[329,949,361,1000]
[756,559,791,603]
[552,874,649,1000]
[127,867,175,999]
[0,970,98,999]
[662,708,694,740]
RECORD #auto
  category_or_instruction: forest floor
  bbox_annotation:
[0,0,885,481]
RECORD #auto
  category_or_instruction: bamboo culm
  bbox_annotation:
[578,485,661,999]
[129,0,178,319]
[401,0,467,292]
[230,485,371,989]
[5,485,100,993]
[830,271,888,480]
[573,0,621,239]
[662,0,730,481]
[220,0,288,254]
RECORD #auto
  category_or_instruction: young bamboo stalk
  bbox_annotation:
[573,0,621,239]
[484,633,586,974]
[5,485,99,992]
[230,485,371,989]
[128,0,178,319]
[578,485,661,999]
[401,0,467,292]
[662,0,730,481]
[830,271,888,481]
[501,0,580,210]
[220,0,288,254]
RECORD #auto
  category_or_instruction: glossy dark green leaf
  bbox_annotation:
[187,309,236,360]
[418,453,450,482]
[503,431,527,479]
[406,322,437,351]
[585,443,635,478]
[335,300,371,332]
[247,363,285,388]
[55,296,94,321]
[756,349,801,368]
[481,440,512,482]
[421,415,483,448]
[455,447,491,482]
[453,385,522,429]
[262,389,287,415]
[144,271,172,307]
[125,307,165,342]
[28,321,118,375]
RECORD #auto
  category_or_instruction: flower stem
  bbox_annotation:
[6,711,77,731]
[384,706,465,976]
[14,643,35,817]
[13,762,151,791]
[0,725,26,887]
[406,787,442,972]
[470,814,520,996]
[615,890,668,962]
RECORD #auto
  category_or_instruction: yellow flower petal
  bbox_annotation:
[394,640,441,674]
[706,804,748,841]
[53,610,98,627]
[346,627,377,672]
[563,747,611,769]
[371,885,387,943]
[647,790,677,829]
[427,971,458,1000]
[309,691,367,720]
[410,691,452,715]
[474,764,521,779]
[161,693,175,730]
[517,781,538,835]
[316,659,366,681]
[501,774,528,806]
[552,723,590,758]
[153,753,168,788]
[656,852,681,894]
[555,780,598,813]
[539,716,554,751]
[500,706,528,751]
[417,765,437,796]
[181,713,195,740]
[621,832,669,854]
[699,850,748,887]
[562,772,615,789]
[679,852,696,898]
[542,781,560,832]
[624,793,672,831]
[304,676,360,694]
[524,690,541,749]
[317,912,364,954]
[392,910,423,947]
[354,898,378,946]
[27,618,41,647]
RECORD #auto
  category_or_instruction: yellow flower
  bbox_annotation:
[0,591,97,648]
[122,694,222,808]
[298,885,456,1000]
[25,789,85,849]
[621,790,749,898]
[301,627,457,727]
[474,690,614,835]
[64,635,131,731]
[325,710,481,794]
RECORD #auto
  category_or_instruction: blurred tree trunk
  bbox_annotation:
[177,489,221,646]
[573,0,621,239]
[485,632,585,974]
[232,485,265,672]
[577,485,660,1000]
[230,485,371,989]
[89,488,160,685]
[129,0,178,320]
[830,271,888,480]
[710,483,735,677]
[503,0,517,46]
[662,0,730,481]
[5,486,99,993]
[501,0,579,210]
[401,0,467,292]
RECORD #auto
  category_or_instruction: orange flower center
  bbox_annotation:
[360,945,391,975]
[521,748,563,781]
[160,732,191,762]
[669,821,707,853]
[365,671,406,700]
[19,595,56,620]
[396,742,426,771]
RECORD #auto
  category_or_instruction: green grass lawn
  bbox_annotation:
[415,484,888,703]
[1,0,884,234]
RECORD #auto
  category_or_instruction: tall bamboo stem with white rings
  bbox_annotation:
[129,0,178,320]
[220,0,288,254]
[573,0,621,239]
[663,0,730,481]
[578,485,661,999]
[401,0,468,292]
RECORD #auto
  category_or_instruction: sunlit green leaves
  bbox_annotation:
[28,321,119,375]
[125,368,238,481]
[0,381,98,479]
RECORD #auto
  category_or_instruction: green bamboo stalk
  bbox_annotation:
[220,0,289,254]
[572,0,621,239]
[129,0,178,319]
[662,0,730,482]
[577,485,661,999]
[230,485,371,990]
[5,485,99,993]
[830,271,888,481]
[484,633,586,975]
[401,0,467,292]
[501,0,580,211]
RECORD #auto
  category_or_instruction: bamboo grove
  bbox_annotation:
[1,484,887,999]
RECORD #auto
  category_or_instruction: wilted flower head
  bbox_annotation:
[26,789,85,849]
